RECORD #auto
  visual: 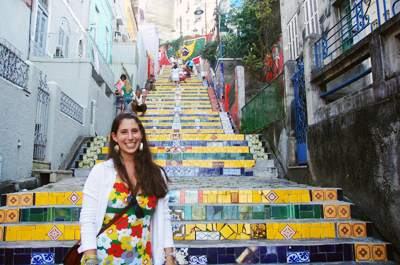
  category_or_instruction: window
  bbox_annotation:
[287,14,299,60]
[57,17,70,57]
[304,0,319,36]
[105,27,109,60]
[78,39,83,57]
[94,8,99,44]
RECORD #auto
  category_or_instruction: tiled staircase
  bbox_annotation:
[0,66,395,264]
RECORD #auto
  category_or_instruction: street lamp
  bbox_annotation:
[193,3,208,41]
[193,28,198,32]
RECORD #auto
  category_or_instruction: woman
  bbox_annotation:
[170,65,181,89]
[120,80,134,112]
[78,112,175,265]
[185,64,191,81]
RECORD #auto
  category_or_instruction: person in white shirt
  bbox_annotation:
[132,90,147,114]
[170,64,181,89]
[78,112,175,265]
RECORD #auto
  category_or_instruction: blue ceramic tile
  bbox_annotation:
[259,247,267,255]
[310,246,318,254]
[277,246,286,263]
[267,246,277,254]
[226,248,234,255]
[343,244,353,261]
[232,206,239,220]
[310,253,327,263]
[288,246,305,252]
[319,245,335,253]
[189,248,207,256]
[335,244,343,253]
[287,251,310,263]
[218,254,236,264]
[217,248,225,255]
[185,206,192,221]
[260,254,278,263]
[5,249,13,265]
[327,253,344,262]
[189,255,207,265]
[31,253,55,264]
[14,254,31,264]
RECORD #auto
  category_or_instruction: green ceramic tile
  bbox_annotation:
[300,205,314,211]
[265,205,271,219]
[72,208,80,221]
[30,208,44,214]
[314,205,322,218]
[239,213,251,220]
[29,214,45,222]
[252,205,264,212]
[300,211,314,219]
[232,206,239,220]
[222,206,232,220]
[55,208,72,221]
[252,212,265,220]
[271,206,287,219]
[238,205,252,213]
[192,206,206,221]
[294,205,300,219]
[20,209,30,222]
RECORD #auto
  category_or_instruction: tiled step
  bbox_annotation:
[0,239,394,264]
[1,201,354,225]
[0,220,372,242]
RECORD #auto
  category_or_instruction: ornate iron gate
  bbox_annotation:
[291,59,308,164]
[33,72,50,161]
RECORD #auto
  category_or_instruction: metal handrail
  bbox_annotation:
[315,0,372,72]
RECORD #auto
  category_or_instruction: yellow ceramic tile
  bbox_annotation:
[75,230,81,240]
[208,194,217,204]
[302,228,310,238]
[21,230,32,241]
[237,224,244,234]
[310,228,321,238]
[289,195,298,203]
[240,233,251,240]
[321,222,333,228]
[185,232,195,240]
[253,194,262,203]
[197,224,207,231]
[325,227,336,238]
[220,225,235,239]
[238,194,248,203]
[57,193,65,205]
[6,230,16,241]
[217,223,225,231]
[222,195,231,203]
[302,194,311,202]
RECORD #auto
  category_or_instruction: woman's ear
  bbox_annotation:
[111,132,118,143]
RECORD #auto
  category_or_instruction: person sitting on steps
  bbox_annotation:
[132,90,147,115]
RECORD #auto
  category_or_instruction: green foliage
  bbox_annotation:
[199,40,218,66]
[224,0,281,80]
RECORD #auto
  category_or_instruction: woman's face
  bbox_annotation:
[112,119,143,156]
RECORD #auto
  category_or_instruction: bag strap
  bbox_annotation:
[96,183,140,236]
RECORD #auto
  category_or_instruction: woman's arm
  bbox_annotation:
[79,165,103,253]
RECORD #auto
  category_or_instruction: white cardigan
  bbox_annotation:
[78,159,174,265]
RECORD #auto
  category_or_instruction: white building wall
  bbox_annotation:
[136,31,148,89]
[0,61,40,180]
[139,23,159,71]
[0,0,31,59]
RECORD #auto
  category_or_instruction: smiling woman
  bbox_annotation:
[78,112,176,265]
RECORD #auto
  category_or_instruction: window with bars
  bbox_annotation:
[287,14,299,60]
[304,0,319,36]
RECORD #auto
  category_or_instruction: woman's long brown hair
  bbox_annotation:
[107,112,170,198]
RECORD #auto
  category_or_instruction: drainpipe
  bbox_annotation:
[0,156,3,181]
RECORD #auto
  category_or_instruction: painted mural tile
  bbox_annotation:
[0,209,5,223]
[235,248,260,264]
[280,225,296,240]
[355,244,371,261]
[337,205,351,219]
[192,206,206,221]
[31,253,55,264]
[323,205,337,219]
[372,244,387,261]
[251,224,266,239]
[6,194,20,207]
[338,223,352,237]
[312,190,324,201]
[352,223,367,237]
[168,190,180,203]
[287,251,310,263]
[5,209,19,223]
[325,190,338,201]
[20,193,34,206]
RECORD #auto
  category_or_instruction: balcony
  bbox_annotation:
[31,32,114,92]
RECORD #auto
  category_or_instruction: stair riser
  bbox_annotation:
[0,204,355,224]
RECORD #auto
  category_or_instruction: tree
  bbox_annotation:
[199,40,219,67]
[225,0,281,80]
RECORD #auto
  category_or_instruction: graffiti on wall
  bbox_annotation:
[266,37,284,82]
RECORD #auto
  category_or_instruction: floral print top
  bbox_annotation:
[93,180,158,265]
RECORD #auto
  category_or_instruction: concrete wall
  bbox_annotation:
[30,58,115,136]
[136,31,148,89]
[307,92,400,257]
[45,82,85,170]
[0,61,40,180]
[140,23,159,72]
[0,0,31,60]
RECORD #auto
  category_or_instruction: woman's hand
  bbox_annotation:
[165,256,176,265]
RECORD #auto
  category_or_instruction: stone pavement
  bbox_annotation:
[0,66,395,264]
